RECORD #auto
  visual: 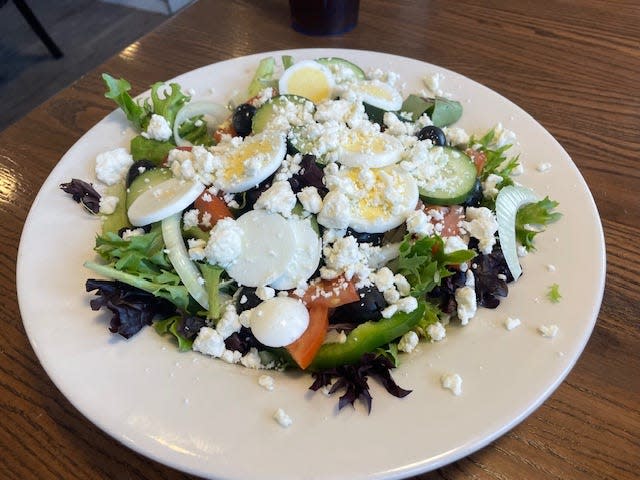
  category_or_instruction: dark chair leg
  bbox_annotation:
[12,0,63,58]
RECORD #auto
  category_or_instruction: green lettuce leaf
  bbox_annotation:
[154,315,197,351]
[102,74,191,131]
[149,81,190,128]
[102,73,150,130]
[416,301,442,335]
[95,226,171,272]
[471,128,520,183]
[248,57,276,97]
[515,197,562,250]
[88,226,191,309]
[547,283,562,303]
[85,261,190,310]
[199,263,225,320]
[397,235,476,297]
[430,97,462,127]
[130,135,175,163]
[178,115,214,146]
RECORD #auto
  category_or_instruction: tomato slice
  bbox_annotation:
[193,190,233,230]
[424,204,464,237]
[299,276,360,308]
[285,304,329,369]
[213,117,237,143]
[465,148,487,176]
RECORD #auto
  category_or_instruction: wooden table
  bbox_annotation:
[1,1,637,478]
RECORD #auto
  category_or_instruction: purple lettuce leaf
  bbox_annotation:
[60,178,101,213]
[310,353,411,414]
[86,279,178,338]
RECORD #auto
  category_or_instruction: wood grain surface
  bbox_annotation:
[1,1,638,478]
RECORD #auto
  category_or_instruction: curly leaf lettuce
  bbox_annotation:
[515,197,562,251]
[148,81,190,128]
[95,226,171,272]
[471,128,520,184]
[547,283,562,303]
[89,226,190,310]
[102,74,191,131]
[85,261,190,310]
[102,74,151,130]
[397,235,476,297]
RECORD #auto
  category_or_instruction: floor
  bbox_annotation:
[0,0,169,131]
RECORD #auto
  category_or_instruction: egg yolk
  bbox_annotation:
[222,138,274,181]
[285,68,332,103]
[345,168,394,220]
[344,130,389,154]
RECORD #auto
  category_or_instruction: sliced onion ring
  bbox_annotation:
[162,213,209,309]
[495,185,538,281]
[173,101,229,147]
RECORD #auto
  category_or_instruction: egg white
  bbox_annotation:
[348,80,403,111]
[337,128,404,168]
[127,178,205,226]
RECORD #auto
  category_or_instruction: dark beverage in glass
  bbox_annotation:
[289,0,359,35]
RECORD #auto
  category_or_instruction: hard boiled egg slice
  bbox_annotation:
[337,128,404,168]
[128,178,205,226]
[320,164,419,233]
[249,297,309,347]
[212,131,286,193]
[279,60,334,104]
[225,209,296,287]
[270,217,321,290]
[348,79,403,111]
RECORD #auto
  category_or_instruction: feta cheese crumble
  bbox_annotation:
[273,408,293,428]
[455,286,477,325]
[504,317,522,331]
[255,180,297,217]
[95,148,133,186]
[441,373,463,396]
[98,195,119,215]
[427,322,446,341]
[144,114,172,141]
[204,217,244,267]
[398,331,419,353]
[297,186,323,214]
[192,327,225,357]
[538,324,559,338]
[536,162,552,172]
[258,375,275,391]
[461,207,498,255]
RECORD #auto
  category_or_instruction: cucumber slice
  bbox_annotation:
[125,167,173,210]
[399,95,462,127]
[251,94,313,134]
[363,102,392,125]
[316,57,366,81]
[418,147,477,205]
[288,125,317,156]
[400,94,433,122]
[101,182,130,234]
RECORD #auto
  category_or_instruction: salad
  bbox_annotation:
[61,55,560,412]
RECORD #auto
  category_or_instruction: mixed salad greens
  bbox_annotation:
[61,55,560,411]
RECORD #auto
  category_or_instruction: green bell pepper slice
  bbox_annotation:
[309,302,426,371]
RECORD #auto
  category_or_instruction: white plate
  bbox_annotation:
[17,49,605,480]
